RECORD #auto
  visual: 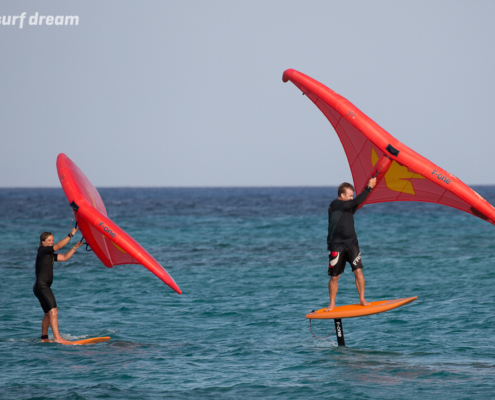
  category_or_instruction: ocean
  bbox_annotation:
[1,187,494,399]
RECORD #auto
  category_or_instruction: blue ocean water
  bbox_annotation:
[1,187,494,399]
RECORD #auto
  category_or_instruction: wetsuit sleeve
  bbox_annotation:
[342,187,371,211]
[38,246,56,255]
[53,253,58,261]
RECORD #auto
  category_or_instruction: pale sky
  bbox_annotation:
[1,1,494,187]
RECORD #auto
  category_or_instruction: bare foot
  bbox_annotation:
[54,337,72,345]
[360,299,370,306]
[324,304,335,312]
[41,338,52,343]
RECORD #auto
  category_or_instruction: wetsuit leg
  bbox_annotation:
[33,285,57,314]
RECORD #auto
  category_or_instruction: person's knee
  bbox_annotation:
[48,308,58,317]
[331,275,340,282]
[353,269,364,278]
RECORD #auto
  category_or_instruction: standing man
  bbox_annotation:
[34,229,83,343]
[325,178,376,311]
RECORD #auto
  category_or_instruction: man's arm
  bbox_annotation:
[53,227,78,251]
[57,240,83,261]
[342,177,377,211]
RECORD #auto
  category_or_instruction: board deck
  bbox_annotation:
[63,337,111,345]
[306,297,417,319]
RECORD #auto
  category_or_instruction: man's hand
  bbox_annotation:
[73,240,83,250]
[368,177,377,189]
[70,227,79,236]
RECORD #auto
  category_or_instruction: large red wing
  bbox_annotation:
[284,69,495,224]
[57,154,182,294]
[311,92,474,209]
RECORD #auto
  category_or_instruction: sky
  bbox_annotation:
[1,1,494,187]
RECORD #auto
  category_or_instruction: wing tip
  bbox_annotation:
[171,279,182,294]
[171,285,182,295]
[282,68,297,83]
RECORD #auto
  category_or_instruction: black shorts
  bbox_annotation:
[33,284,57,314]
[328,243,363,277]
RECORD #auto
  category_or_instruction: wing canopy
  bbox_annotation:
[283,69,495,224]
[57,153,182,294]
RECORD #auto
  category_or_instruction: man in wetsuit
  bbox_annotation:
[34,229,83,343]
[325,178,376,311]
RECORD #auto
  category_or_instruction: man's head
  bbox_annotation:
[338,182,354,201]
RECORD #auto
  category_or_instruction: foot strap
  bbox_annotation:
[41,335,49,339]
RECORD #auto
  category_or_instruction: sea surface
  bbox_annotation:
[1,187,494,399]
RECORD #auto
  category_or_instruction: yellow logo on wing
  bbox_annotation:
[111,241,128,254]
[371,148,424,195]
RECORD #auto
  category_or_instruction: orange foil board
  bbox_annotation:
[306,297,417,319]
[63,337,111,345]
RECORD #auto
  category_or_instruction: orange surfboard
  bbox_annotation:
[306,297,417,320]
[64,337,111,345]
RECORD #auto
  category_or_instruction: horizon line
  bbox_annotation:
[2,183,495,189]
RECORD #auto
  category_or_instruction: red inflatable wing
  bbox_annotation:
[283,69,495,225]
[56,154,182,294]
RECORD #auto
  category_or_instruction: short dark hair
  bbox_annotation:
[338,182,354,197]
[39,232,53,246]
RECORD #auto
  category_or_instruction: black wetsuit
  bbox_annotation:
[33,246,58,313]
[327,187,371,276]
